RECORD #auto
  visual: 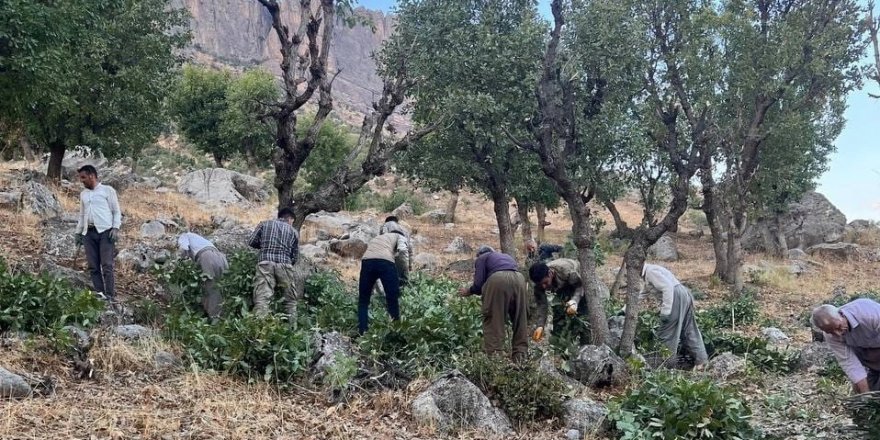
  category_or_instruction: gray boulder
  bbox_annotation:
[413,253,439,272]
[798,342,835,372]
[154,351,181,369]
[177,168,269,206]
[42,216,79,260]
[21,181,62,219]
[563,397,607,434]
[304,211,354,237]
[58,149,107,181]
[61,326,91,350]
[300,244,328,260]
[345,223,378,243]
[444,237,472,254]
[313,332,357,380]
[208,225,253,253]
[329,238,368,259]
[315,229,331,241]
[707,352,747,380]
[140,221,167,239]
[411,370,513,435]
[117,244,171,273]
[422,210,447,225]
[807,242,860,261]
[391,203,414,219]
[787,260,810,276]
[762,327,790,344]
[647,234,678,261]
[744,191,846,251]
[112,324,154,340]
[0,367,31,399]
[569,345,629,387]
[786,248,808,260]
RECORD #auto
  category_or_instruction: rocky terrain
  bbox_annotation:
[0,148,879,439]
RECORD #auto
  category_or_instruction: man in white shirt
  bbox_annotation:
[75,165,122,301]
[178,232,229,319]
[641,263,707,369]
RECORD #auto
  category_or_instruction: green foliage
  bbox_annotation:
[167,65,234,166]
[165,310,314,385]
[323,353,358,391]
[0,259,104,334]
[0,0,190,174]
[702,330,800,374]
[698,292,760,328]
[342,187,427,215]
[460,354,566,427]
[221,68,279,167]
[848,392,880,439]
[303,269,359,335]
[357,274,482,376]
[297,115,358,190]
[608,370,756,440]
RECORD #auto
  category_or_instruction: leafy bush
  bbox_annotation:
[848,392,880,438]
[703,330,800,374]
[460,354,566,427]
[357,274,482,376]
[165,309,313,385]
[303,269,358,334]
[343,187,427,215]
[698,291,759,328]
[0,259,104,333]
[608,370,756,440]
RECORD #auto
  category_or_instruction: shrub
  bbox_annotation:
[460,354,566,427]
[379,188,427,215]
[698,291,759,328]
[165,309,314,385]
[702,330,800,374]
[303,269,358,335]
[357,274,482,376]
[608,370,756,440]
[0,259,104,334]
[848,392,880,438]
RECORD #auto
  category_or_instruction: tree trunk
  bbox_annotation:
[536,204,548,243]
[618,244,646,356]
[444,189,459,223]
[18,136,35,162]
[700,165,728,279]
[490,186,516,256]
[566,196,609,345]
[726,212,746,293]
[212,152,224,168]
[46,141,66,181]
[516,199,533,244]
[609,259,626,297]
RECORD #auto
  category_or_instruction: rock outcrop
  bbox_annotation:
[743,191,846,252]
[177,168,269,206]
[411,370,513,434]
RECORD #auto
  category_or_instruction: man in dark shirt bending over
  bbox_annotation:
[459,245,529,362]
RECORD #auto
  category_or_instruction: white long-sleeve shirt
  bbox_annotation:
[641,263,681,316]
[178,232,215,259]
[76,183,121,234]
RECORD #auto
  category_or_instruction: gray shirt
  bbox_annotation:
[824,298,880,384]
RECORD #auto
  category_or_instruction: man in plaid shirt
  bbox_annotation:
[249,207,300,319]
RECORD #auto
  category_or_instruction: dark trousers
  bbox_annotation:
[481,271,529,363]
[358,259,400,334]
[84,227,115,298]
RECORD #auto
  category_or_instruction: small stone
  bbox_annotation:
[762,327,790,344]
[565,429,582,440]
[707,352,746,380]
[154,351,180,369]
[786,248,808,260]
[0,367,31,399]
[140,220,167,239]
[413,253,439,272]
[112,324,153,340]
[391,203,414,219]
[444,237,472,254]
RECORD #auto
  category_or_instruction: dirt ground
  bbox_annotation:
[1,160,878,439]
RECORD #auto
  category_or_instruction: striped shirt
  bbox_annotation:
[248,219,299,265]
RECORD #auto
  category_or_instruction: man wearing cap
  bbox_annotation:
[178,232,229,319]
[75,165,122,301]
[459,246,529,362]
[528,258,590,345]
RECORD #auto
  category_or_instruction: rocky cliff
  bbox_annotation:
[174,0,400,126]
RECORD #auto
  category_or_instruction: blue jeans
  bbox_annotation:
[358,259,400,334]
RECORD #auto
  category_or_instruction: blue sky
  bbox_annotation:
[360,0,880,221]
